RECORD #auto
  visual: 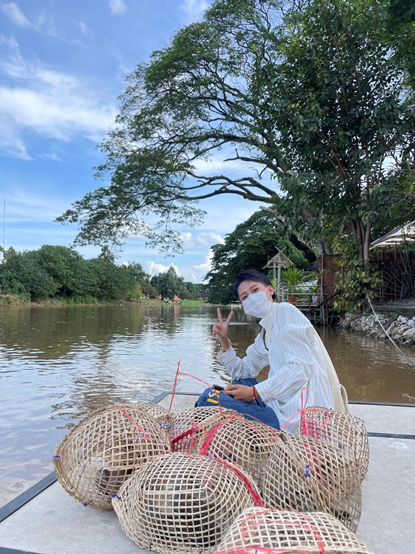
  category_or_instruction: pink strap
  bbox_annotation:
[116,405,149,440]
[239,508,325,554]
[212,458,264,507]
[168,359,182,413]
[280,388,309,432]
[168,362,225,416]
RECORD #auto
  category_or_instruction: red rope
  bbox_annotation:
[279,388,309,432]
[115,405,149,440]
[168,362,225,416]
[168,359,182,413]
[212,458,264,507]
[215,546,312,554]
[238,508,325,554]
[301,408,331,439]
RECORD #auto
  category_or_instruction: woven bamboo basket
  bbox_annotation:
[112,452,263,554]
[262,434,362,532]
[297,406,370,481]
[198,415,279,491]
[169,406,236,454]
[138,401,169,418]
[215,507,375,554]
[53,404,171,510]
[138,402,172,432]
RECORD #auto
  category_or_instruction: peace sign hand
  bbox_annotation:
[212,307,234,350]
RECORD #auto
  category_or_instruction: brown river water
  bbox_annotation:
[1,303,415,507]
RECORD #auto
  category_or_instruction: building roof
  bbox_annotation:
[370,221,415,250]
[263,247,294,269]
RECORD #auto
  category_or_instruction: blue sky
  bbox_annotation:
[0,0,265,282]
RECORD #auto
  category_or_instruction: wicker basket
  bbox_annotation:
[215,507,375,554]
[199,415,279,491]
[138,401,169,418]
[139,401,172,432]
[297,406,370,481]
[53,404,171,510]
[170,406,236,454]
[112,452,263,554]
[262,434,362,532]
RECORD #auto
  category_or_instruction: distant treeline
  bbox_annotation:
[0,245,204,302]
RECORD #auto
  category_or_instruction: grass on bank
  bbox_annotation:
[0,294,206,308]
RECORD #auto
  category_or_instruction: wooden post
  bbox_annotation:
[320,254,325,325]
[273,262,277,299]
[277,254,281,302]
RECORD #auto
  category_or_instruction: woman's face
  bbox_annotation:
[237,280,274,303]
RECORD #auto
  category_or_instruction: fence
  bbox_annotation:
[316,251,415,308]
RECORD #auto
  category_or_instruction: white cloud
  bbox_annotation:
[78,21,92,37]
[5,191,68,223]
[1,3,29,26]
[0,118,30,159]
[191,273,197,281]
[1,3,57,35]
[200,232,224,245]
[109,0,126,15]
[180,231,224,248]
[42,152,62,162]
[147,261,180,276]
[181,0,209,22]
[0,40,117,158]
[193,250,214,275]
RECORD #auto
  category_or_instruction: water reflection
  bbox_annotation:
[1,303,414,507]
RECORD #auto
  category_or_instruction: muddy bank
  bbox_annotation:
[339,312,415,345]
[0,294,165,308]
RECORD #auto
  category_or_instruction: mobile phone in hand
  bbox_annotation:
[213,384,224,391]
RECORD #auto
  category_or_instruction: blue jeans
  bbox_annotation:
[195,378,280,429]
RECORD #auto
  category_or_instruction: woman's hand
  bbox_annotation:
[212,308,234,350]
[223,384,254,402]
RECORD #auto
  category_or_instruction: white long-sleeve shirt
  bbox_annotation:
[217,302,333,433]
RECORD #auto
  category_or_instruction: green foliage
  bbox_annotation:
[385,0,415,89]
[205,210,314,304]
[281,267,306,287]
[55,0,415,320]
[56,0,288,253]
[55,0,415,266]
[0,245,193,302]
[34,245,97,297]
[140,277,158,297]
[0,248,56,300]
[332,237,382,313]
[150,266,202,300]
[269,0,415,263]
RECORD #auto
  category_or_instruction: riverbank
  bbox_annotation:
[339,311,415,345]
[0,294,206,309]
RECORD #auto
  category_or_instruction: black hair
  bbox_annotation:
[232,269,276,300]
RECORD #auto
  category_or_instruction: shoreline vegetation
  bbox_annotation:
[0,294,207,308]
[0,245,206,306]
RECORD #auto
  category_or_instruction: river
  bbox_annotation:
[1,302,414,507]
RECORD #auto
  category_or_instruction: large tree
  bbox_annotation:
[205,210,313,304]
[57,0,415,263]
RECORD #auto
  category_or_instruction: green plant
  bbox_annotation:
[307,284,318,295]
[333,237,382,313]
[282,267,306,289]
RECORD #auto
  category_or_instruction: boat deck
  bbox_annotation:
[0,394,414,554]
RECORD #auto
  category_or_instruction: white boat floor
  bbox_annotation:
[0,394,414,554]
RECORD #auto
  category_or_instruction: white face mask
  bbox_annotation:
[242,290,273,319]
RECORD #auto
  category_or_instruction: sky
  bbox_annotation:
[0,0,265,282]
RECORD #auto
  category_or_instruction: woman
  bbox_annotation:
[196,269,348,432]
